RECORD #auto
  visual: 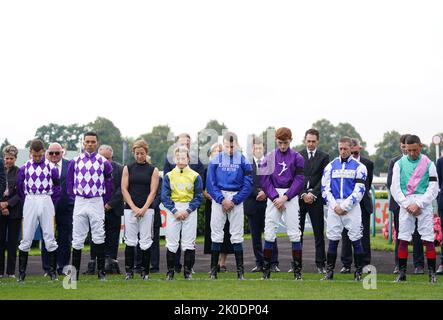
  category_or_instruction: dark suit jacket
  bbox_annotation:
[298,149,329,211]
[106,161,124,217]
[359,157,374,215]
[387,155,402,212]
[0,159,5,198]
[244,159,267,215]
[55,158,75,215]
[436,156,443,209]
[2,165,22,219]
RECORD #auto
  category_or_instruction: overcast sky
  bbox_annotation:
[1,0,442,154]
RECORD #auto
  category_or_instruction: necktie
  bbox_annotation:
[309,152,314,160]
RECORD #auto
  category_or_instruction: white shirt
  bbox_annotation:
[306,148,317,159]
[54,160,63,176]
[253,156,264,170]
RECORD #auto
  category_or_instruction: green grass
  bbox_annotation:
[1,272,442,300]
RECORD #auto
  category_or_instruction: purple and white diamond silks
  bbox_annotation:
[23,159,57,195]
[71,153,110,198]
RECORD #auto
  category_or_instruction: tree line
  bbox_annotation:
[1,117,441,176]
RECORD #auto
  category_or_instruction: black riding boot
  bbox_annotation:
[125,246,135,280]
[354,253,364,281]
[234,251,245,280]
[95,243,106,281]
[72,248,82,281]
[428,258,437,284]
[292,250,302,281]
[17,250,28,282]
[48,250,58,281]
[166,249,176,280]
[395,258,407,282]
[184,250,194,280]
[141,248,151,280]
[209,250,220,280]
[322,253,336,281]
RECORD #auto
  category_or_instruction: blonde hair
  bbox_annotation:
[132,139,149,154]
[175,146,190,160]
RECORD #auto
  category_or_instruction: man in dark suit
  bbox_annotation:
[298,129,329,274]
[244,136,279,272]
[437,154,443,274]
[41,143,75,275]
[387,134,424,274]
[84,145,124,274]
[163,133,205,273]
[340,138,374,272]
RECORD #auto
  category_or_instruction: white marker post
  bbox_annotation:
[432,135,441,162]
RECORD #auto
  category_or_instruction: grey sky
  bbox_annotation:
[1,0,442,154]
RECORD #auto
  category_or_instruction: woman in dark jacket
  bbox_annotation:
[0,145,22,278]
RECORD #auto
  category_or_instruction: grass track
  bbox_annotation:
[1,272,442,300]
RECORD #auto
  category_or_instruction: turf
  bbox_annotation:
[1,272,442,300]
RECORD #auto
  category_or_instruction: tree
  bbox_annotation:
[198,120,228,164]
[26,123,86,150]
[372,131,401,176]
[88,117,124,163]
[202,120,227,136]
[0,138,11,157]
[139,125,175,170]
[293,119,369,159]
[256,126,276,154]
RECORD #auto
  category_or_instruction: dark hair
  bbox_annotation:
[223,131,238,144]
[400,134,411,144]
[176,133,191,142]
[252,135,263,145]
[405,135,421,145]
[84,131,98,140]
[30,139,45,152]
[305,128,319,140]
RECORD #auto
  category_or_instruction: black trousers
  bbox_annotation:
[150,210,161,271]
[90,212,121,260]
[42,213,73,273]
[299,199,326,268]
[341,210,371,267]
[0,216,21,275]
[247,201,279,267]
[393,208,424,267]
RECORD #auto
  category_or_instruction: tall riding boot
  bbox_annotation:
[72,249,82,281]
[396,258,407,282]
[166,249,176,280]
[141,248,151,280]
[209,250,220,280]
[428,258,437,284]
[322,253,336,281]
[292,250,302,281]
[95,243,106,281]
[184,250,194,280]
[234,251,245,280]
[354,253,364,281]
[48,250,58,281]
[124,246,135,280]
[17,250,28,282]
[262,248,272,280]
